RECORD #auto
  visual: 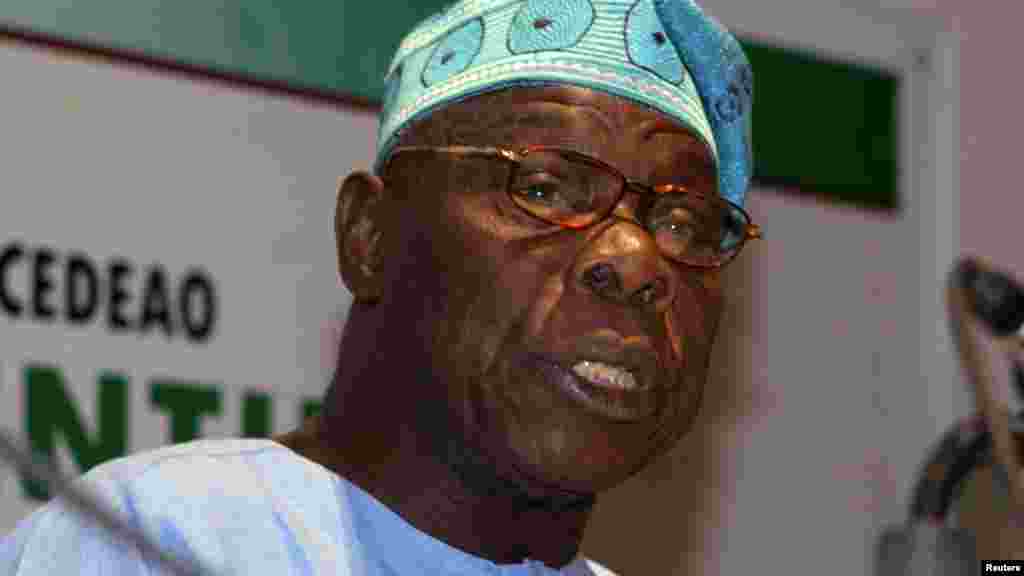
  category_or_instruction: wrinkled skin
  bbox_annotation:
[274,85,726,568]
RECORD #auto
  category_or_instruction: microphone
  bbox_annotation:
[877,522,979,576]
[949,258,1024,513]
[877,413,982,576]
[955,258,1024,339]
[0,428,220,576]
[877,257,1024,575]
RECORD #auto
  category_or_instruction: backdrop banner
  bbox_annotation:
[0,37,374,533]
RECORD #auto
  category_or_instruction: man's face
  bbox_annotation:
[368,85,724,495]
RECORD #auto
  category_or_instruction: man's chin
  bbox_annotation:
[437,429,599,512]
[461,349,684,503]
[450,412,647,507]
[511,444,655,496]
[472,382,699,503]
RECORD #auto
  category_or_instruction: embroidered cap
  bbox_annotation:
[374,0,754,207]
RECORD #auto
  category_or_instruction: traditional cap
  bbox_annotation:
[374,0,754,207]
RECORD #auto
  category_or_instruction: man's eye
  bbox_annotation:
[511,181,563,204]
[650,208,701,245]
[654,217,697,238]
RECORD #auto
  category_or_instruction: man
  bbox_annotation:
[1,0,758,573]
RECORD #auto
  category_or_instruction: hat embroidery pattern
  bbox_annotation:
[393,59,710,139]
[625,0,686,86]
[710,40,752,124]
[393,0,493,62]
[423,17,486,87]
[507,0,595,54]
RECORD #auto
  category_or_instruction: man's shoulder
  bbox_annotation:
[78,436,341,529]
[82,436,287,485]
[3,437,349,575]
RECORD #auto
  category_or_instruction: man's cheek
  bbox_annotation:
[666,284,718,364]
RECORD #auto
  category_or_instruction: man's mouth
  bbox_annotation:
[571,361,644,391]
[527,356,658,421]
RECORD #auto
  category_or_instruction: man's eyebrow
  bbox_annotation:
[638,118,710,150]
[672,148,716,174]
[534,95,615,133]
[477,108,570,133]
[645,149,717,191]
[635,119,715,176]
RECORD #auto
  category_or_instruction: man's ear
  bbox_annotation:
[336,171,387,304]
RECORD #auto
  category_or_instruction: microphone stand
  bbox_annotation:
[947,261,1024,514]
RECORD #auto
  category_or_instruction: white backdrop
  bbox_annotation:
[0,37,372,534]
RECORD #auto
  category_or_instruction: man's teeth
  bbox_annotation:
[571,361,638,390]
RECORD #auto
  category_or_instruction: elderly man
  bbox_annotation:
[1,0,758,574]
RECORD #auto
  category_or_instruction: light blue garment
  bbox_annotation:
[0,438,616,575]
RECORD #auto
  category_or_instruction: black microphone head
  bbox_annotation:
[877,523,979,576]
[956,258,1024,337]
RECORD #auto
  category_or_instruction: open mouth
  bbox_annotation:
[529,356,658,421]
[571,360,648,392]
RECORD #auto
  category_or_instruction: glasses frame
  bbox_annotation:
[382,144,763,269]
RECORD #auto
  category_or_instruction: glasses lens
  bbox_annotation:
[507,149,621,229]
[647,193,750,266]
[720,203,750,252]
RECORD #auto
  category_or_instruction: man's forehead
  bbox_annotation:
[439,85,713,161]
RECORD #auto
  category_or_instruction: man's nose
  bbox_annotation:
[574,220,675,308]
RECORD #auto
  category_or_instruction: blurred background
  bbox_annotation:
[0,0,1015,573]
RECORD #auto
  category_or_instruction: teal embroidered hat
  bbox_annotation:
[374,0,754,207]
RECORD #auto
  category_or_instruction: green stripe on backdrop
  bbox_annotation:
[741,41,900,211]
[0,1,899,211]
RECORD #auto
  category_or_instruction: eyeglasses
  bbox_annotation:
[383,145,762,269]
